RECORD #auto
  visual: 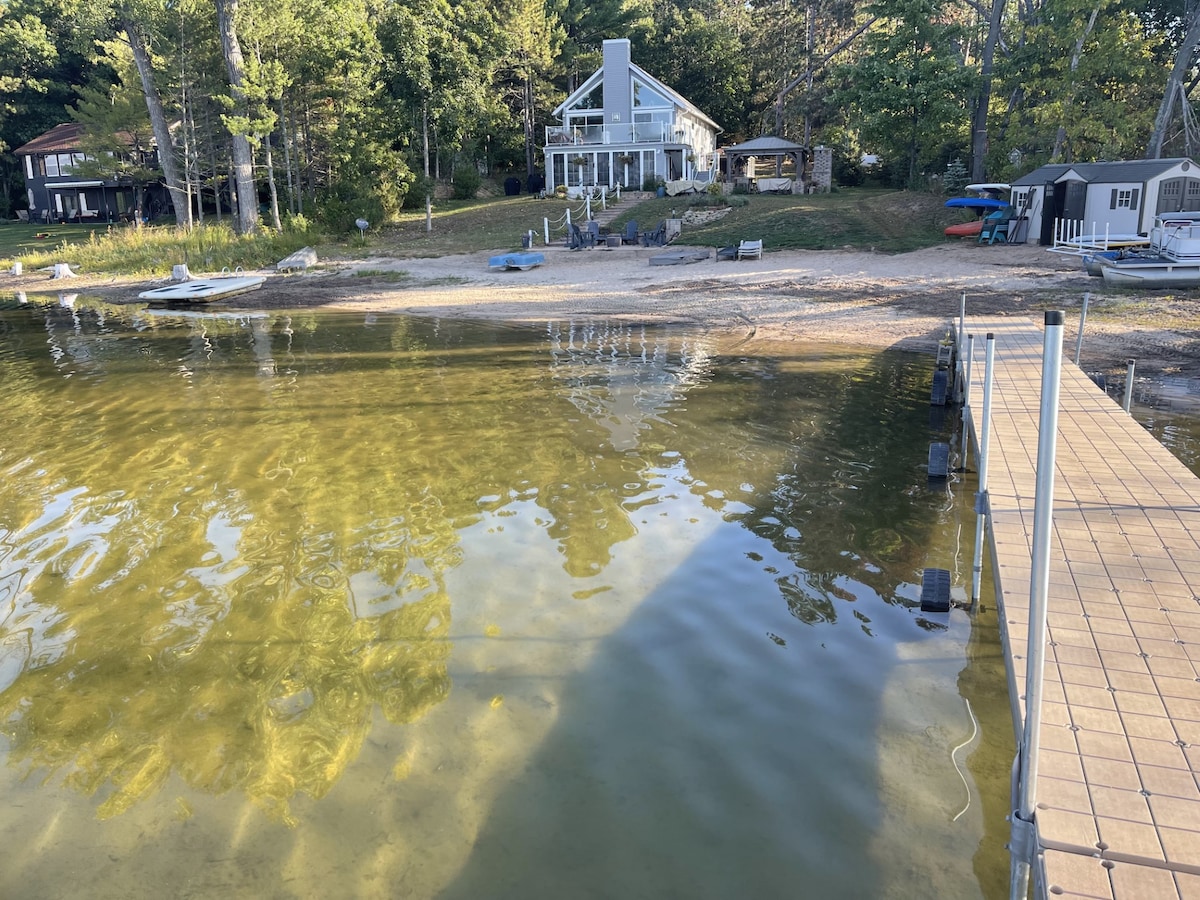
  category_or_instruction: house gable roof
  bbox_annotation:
[553,61,719,131]
[13,123,89,155]
[1013,158,1196,186]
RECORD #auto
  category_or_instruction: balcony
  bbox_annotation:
[545,122,678,147]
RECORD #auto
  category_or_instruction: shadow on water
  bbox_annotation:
[0,295,1013,897]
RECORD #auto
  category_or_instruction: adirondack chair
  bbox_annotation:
[622,220,639,244]
[567,222,593,250]
[737,239,763,260]
[978,210,1011,245]
[641,220,667,247]
[587,221,600,245]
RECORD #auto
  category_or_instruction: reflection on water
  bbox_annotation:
[0,298,1012,898]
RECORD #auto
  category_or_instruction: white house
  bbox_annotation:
[544,39,721,193]
[1011,158,1200,244]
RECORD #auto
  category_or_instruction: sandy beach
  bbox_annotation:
[11,239,1200,377]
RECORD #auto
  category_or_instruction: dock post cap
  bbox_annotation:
[986,332,995,339]
[1044,310,1064,326]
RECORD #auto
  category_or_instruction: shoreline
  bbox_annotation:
[9,241,1200,379]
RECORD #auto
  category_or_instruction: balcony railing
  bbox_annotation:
[545,122,682,147]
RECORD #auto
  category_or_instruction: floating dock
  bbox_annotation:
[963,317,1200,899]
[138,275,266,303]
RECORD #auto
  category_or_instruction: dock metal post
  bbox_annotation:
[1073,292,1090,366]
[1123,359,1136,412]
[544,218,550,245]
[962,333,975,454]
[1009,311,1064,900]
[958,292,967,357]
[971,334,996,607]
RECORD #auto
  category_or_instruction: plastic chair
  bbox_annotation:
[737,239,763,260]
[978,211,1010,245]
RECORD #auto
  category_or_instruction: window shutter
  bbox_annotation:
[1130,188,1140,209]
[1110,188,1118,209]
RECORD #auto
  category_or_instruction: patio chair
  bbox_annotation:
[978,210,1011,245]
[587,221,601,245]
[622,220,639,244]
[642,220,667,247]
[567,222,594,250]
[737,239,763,260]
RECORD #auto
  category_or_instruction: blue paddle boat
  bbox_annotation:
[488,251,544,271]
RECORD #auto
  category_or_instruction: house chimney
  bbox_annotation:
[602,39,633,127]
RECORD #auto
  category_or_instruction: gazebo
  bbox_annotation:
[721,135,807,192]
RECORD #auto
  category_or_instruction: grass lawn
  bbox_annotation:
[1,188,966,273]
[0,222,106,261]
[378,188,962,256]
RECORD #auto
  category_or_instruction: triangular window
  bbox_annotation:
[568,83,604,112]
[632,79,671,108]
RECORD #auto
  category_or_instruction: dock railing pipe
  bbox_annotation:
[1073,292,1090,366]
[1123,359,1136,412]
[1009,311,1065,900]
[963,334,975,452]
[971,334,996,605]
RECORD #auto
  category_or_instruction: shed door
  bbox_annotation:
[1039,183,1057,245]
[1062,180,1086,224]
[1158,178,1184,213]
[1184,178,1200,211]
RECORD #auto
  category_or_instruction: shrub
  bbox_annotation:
[283,211,310,233]
[642,176,665,192]
[401,174,435,210]
[942,158,969,194]
[451,167,482,200]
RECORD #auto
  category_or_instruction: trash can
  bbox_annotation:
[656,186,666,198]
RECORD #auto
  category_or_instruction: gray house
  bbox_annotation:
[544,39,721,194]
[14,122,170,224]
[1011,158,1200,244]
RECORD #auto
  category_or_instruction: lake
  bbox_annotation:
[0,297,1015,898]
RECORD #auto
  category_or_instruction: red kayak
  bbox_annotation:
[945,221,984,237]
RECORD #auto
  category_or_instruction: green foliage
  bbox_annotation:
[283,211,310,233]
[642,175,665,192]
[835,0,975,188]
[7,223,313,274]
[451,167,482,200]
[942,158,969,194]
[316,191,387,235]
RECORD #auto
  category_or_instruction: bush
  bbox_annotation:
[283,211,310,233]
[402,174,436,210]
[315,191,386,235]
[642,176,665,192]
[452,167,482,200]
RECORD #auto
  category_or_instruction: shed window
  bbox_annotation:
[1109,188,1139,209]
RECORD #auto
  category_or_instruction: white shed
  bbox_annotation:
[1010,158,1200,244]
